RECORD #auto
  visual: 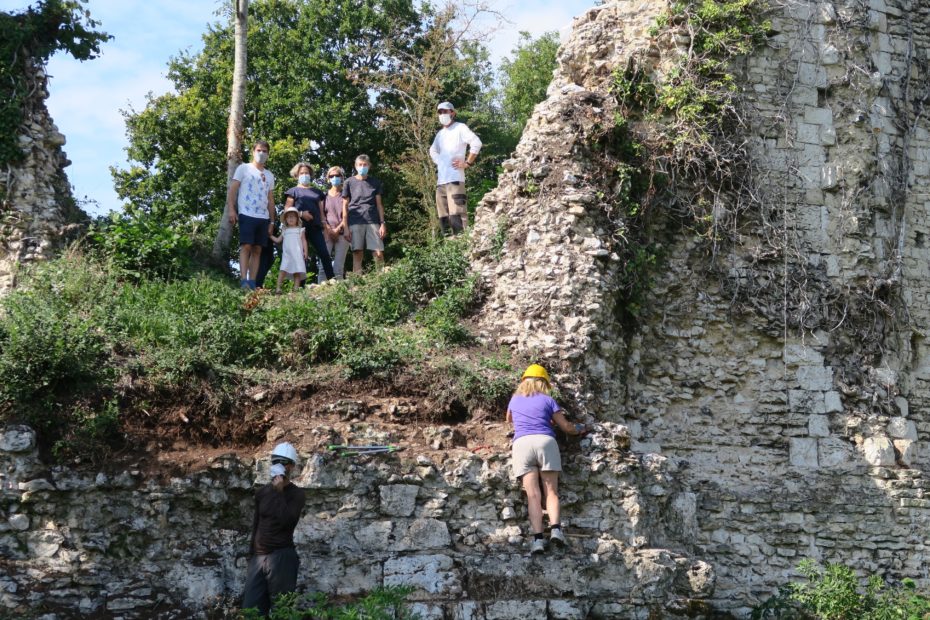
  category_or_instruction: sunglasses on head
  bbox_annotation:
[271,458,292,466]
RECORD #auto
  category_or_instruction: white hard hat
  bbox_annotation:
[271,442,298,464]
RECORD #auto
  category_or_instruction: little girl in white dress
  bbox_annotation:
[271,207,308,293]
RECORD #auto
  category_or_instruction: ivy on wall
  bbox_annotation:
[0,0,109,167]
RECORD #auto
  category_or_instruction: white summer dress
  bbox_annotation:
[278,226,306,275]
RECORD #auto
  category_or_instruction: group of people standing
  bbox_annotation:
[225,101,482,292]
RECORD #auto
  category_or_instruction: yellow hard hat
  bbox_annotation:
[521,364,550,384]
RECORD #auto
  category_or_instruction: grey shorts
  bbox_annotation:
[349,223,384,252]
[436,182,467,217]
[512,434,562,478]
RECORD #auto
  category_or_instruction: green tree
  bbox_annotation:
[499,30,560,133]
[0,0,110,166]
[111,0,422,260]
[362,1,500,242]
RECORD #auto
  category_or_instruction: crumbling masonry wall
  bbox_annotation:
[0,60,82,292]
[0,423,713,618]
[471,0,930,614]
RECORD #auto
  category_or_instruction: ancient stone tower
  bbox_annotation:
[472,0,930,612]
[0,59,82,292]
[2,0,930,617]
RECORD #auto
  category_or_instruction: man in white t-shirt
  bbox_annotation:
[226,141,277,289]
[429,101,482,236]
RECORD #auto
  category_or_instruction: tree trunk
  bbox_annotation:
[212,0,249,263]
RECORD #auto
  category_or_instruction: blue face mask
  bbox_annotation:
[298,174,312,186]
[330,176,343,186]
[357,166,369,176]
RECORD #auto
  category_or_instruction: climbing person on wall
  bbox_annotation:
[428,101,481,236]
[507,364,586,554]
[242,442,307,616]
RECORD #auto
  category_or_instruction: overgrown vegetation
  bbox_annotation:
[752,559,930,620]
[0,1,109,166]
[593,0,770,319]
[240,586,417,619]
[0,239,514,460]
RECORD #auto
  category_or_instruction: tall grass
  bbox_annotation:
[0,239,478,454]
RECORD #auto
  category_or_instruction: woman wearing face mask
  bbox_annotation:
[319,166,350,281]
[284,162,334,284]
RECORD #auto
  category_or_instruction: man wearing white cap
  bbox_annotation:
[242,442,306,616]
[429,101,482,236]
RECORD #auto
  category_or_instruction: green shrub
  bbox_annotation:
[752,559,930,620]
[240,586,417,620]
[0,238,480,456]
[89,212,194,280]
[0,290,111,414]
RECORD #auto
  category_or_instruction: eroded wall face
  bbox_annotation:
[0,61,81,292]
[473,0,930,613]
[626,0,930,609]
[0,424,712,618]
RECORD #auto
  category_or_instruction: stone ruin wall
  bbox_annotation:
[0,59,82,292]
[3,0,930,617]
[471,0,930,614]
[1,421,713,619]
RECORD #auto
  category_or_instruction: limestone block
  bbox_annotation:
[796,366,834,391]
[790,390,826,414]
[26,529,63,558]
[383,554,462,597]
[789,438,819,468]
[818,438,854,468]
[783,345,824,366]
[7,514,29,531]
[304,556,381,595]
[380,484,419,517]
[486,600,547,619]
[862,436,895,466]
[0,426,36,452]
[408,603,445,620]
[397,518,451,550]
[548,599,590,619]
[680,560,715,597]
[454,601,482,620]
[887,417,917,440]
[808,415,830,437]
[354,521,393,550]
[894,396,909,416]
[824,391,843,413]
[893,440,917,466]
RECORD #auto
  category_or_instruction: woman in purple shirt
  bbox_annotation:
[507,364,586,554]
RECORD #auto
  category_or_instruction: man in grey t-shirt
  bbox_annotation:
[342,154,386,274]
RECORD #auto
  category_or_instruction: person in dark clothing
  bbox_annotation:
[284,162,334,283]
[254,220,279,289]
[242,442,307,616]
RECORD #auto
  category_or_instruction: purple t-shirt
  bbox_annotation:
[508,393,561,440]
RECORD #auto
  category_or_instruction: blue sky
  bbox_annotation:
[1,0,596,216]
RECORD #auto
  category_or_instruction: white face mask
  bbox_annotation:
[254,151,269,164]
[439,113,453,126]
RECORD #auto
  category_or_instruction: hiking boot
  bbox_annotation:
[549,528,566,548]
[530,538,546,554]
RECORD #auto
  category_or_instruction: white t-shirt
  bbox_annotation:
[429,122,482,185]
[233,163,275,219]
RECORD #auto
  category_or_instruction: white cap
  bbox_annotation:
[438,101,455,111]
[270,463,286,479]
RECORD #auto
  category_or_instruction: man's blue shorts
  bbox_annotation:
[239,214,270,247]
